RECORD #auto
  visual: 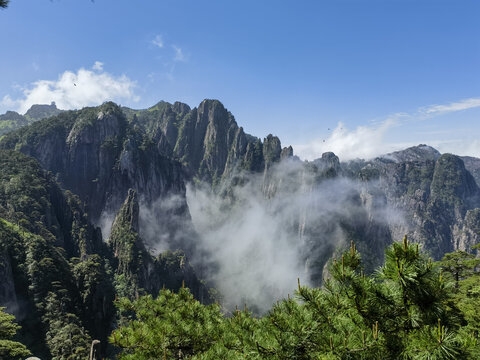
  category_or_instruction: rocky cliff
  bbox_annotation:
[0,151,207,358]
[124,99,291,184]
[0,150,111,357]
[342,145,480,259]
[109,188,207,301]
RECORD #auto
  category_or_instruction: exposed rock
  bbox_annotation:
[281,145,294,159]
[312,152,340,178]
[462,156,480,187]
[263,134,282,168]
[380,144,441,163]
[342,147,480,259]
[25,102,62,121]
[109,189,208,301]
[0,103,188,230]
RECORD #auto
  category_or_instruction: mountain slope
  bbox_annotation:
[342,146,480,258]
[0,100,479,357]
[0,150,208,358]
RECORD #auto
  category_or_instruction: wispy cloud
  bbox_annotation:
[1,61,138,114]
[92,61,104,71]
[421,97,480,115]
[148,35,188,81]
[294,119,399,161]
[172,45,186,62]
[152,34,164,48]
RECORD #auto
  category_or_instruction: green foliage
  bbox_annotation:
[0,307,31,359]
[241,139,264,172]
[111,238,480,359]
[0,104,61,138]
[111,287,224,359]
[0,208,101,358]
[109,221,144,298]
[43,292,91,360]
[0,110,77,151]
[439,251,480,288]
[439,246,480,339]
[24,103,62,122]
[71,254,115,337]
[0,150,52,233]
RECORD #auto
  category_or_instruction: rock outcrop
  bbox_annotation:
[109,189,208,301]
[342,146,480,259]
[126,99,285,183]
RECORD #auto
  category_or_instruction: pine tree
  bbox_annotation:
[110,286,224,359]
[0,307,31,360]
[110,238,480,359]
[439,250,480,288]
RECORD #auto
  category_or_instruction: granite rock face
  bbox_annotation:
[125,99,284,183]
[342,146,480,259]
[462,156,480,187]
[0,103,188,226]
[109,189,207,301]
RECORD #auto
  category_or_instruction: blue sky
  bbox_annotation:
[1,0,479,159]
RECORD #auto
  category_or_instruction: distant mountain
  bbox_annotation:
[342,146,480,259]
[0,102,62,137]
[378,144,441,163]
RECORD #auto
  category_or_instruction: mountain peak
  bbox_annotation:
[380,144,441,163]
[25,101,61,120]
[112,188,139,234]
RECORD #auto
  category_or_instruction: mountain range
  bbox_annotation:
[0,99,479,358]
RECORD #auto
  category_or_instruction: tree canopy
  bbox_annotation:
[0,307,31,360]
[111,237,480,359]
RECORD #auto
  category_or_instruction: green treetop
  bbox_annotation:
[110,238,480,359]
[0,307,31,360]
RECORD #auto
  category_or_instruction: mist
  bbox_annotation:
[95,156,405,313]
[184,158,405,313]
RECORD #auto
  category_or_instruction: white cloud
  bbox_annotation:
[92,61,104,71]
[421,97,480,115]
[293,96,480,161]
[294,119,399,161]
[2,62,138,114]
[433,139,480,158]
[152,34,164,48]
[172,45,186,62]
[0,95,17,110]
